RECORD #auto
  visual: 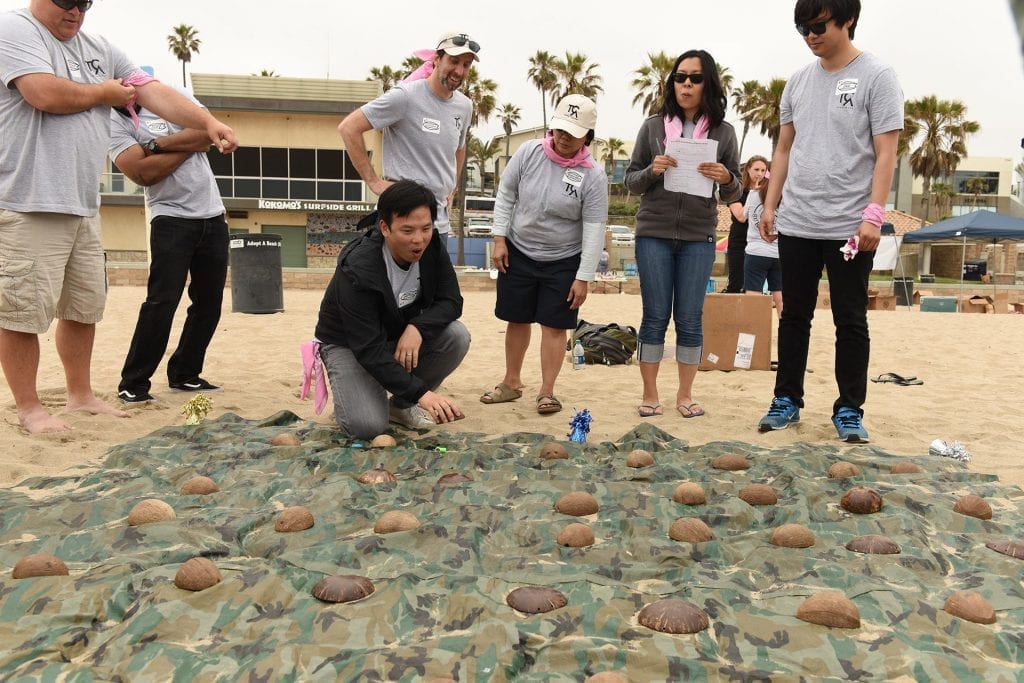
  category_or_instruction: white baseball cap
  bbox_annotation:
[436,32,481,61]
[550,94,597,138]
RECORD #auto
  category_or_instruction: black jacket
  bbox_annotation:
[314,227,463,404]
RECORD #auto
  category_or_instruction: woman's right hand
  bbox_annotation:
[651,154,677,177]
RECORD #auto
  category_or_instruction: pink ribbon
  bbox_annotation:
[541,131,594,168]
[402,49,438,83]
[300,340,329,415]
[663,114,710,145]
[120,69,158,129]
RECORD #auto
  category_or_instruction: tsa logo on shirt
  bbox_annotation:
[398,288,420,307]
[562,168,583,199]
[67,58,81,80]
[836,78,858,108]
[421,118,441,134]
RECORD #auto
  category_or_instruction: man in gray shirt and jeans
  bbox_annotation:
[755,0,903,443]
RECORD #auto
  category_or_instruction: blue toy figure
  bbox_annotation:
[569,409,592,443]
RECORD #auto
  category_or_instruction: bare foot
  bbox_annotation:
[66,395,130,419]
[19,406,73,434]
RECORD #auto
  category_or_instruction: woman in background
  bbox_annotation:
[744,169,783,316]
[725,155,769,292]
[624,49,741,419]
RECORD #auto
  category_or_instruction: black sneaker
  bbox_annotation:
[169,378,221,392]
[118,389,154,404]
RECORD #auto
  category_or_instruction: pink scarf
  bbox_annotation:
[402,49,438,83]
[300,340,329,415]
[663,114,710,145]
[542,131,594,168]
[120,69,158,129]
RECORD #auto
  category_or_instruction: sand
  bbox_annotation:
[1,286,1022,489]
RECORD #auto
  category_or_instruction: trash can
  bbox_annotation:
[894,277,914,307]
[229,233,284,314]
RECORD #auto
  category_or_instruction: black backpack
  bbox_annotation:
[568,320,638,365]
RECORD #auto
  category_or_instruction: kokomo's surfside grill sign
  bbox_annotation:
[241,199,374,213]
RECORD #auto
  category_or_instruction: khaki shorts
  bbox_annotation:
[0,209,106,334]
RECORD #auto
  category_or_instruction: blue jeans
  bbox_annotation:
[635,237,715,365]
[119,214,228,393]
[775,234,873,414]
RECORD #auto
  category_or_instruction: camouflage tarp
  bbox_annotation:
[1,411,1022,681]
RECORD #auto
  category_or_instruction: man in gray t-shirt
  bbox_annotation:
[755,0,903,444]
[0,0,237,435]
[339,31,477,238]
[109,93,229,404]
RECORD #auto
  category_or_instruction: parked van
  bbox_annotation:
[463,195,496,222]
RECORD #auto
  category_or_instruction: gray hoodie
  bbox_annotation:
[624,115,741,242]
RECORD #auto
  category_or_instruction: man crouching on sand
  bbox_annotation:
[314,180,469,439]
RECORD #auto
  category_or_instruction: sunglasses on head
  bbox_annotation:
[795,21,829,36]
[439,34,481,54]
[51,0,93,10]
[671,72,704,85]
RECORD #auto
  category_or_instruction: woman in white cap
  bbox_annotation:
[479,94,608,415]
[625,49,741,419]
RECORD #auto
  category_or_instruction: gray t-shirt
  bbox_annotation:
[492,139,608,280]
[382,242,421,309]
[0,9,135,216]
[109,96,224,220]
[361,79,472,234]
[777,52,903,240]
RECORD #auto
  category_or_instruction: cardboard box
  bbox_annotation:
[960,295,993,313]
[867,293,896,311]
[699,294,773,371]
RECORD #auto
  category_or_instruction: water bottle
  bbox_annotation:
[572,340,585,370]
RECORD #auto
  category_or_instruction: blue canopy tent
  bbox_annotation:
[903,210,1024,307]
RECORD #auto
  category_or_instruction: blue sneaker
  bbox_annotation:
[833,407,869,443]
[758,396,800,432]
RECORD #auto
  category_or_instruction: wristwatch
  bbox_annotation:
[144,139,164,155]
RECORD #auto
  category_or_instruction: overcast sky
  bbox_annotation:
[5,0,1023,168]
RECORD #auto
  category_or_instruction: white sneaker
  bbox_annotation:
[388,404,435,430]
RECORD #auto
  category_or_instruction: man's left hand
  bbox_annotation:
[855,221,881,252]
[394,324,424,372]
[566,279,588,310]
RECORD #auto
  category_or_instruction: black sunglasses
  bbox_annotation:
[439,34,481,54]
[671,72,704,85]
[795,21,829,36]
[51,0,93,10]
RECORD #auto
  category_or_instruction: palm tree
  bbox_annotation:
[715,62,734,96]
[252,69,279,77]
[467,133,500,193]
[964,176,989,208]
[497,102,521,163]
[630,51,675,117]
[527,50,558,131]
[600,137,627,203]
[366,65,400,93]
[899,96,980,221]
[400,55,424,79]
[731,80,762,159]
[735,78,787,157]
[167,24,200,88]
[929,181,956,219]
[453,67,498,265]
[551,52,603,105]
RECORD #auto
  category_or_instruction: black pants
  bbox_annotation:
[725,241,746,292]
[774,233,874,415]
[119,214,229,393]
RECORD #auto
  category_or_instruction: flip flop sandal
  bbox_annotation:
[638,403,663,417]
[480,382,523,404]
[677,402,705,418]
[536,394,562,415]
[871,373,923,386]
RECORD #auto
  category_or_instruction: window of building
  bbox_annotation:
[207,146,364,202]
[953,171,999,195]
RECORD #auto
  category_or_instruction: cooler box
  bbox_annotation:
[920,296,957,313]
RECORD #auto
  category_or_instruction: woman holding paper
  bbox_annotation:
[624,49,741,419]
